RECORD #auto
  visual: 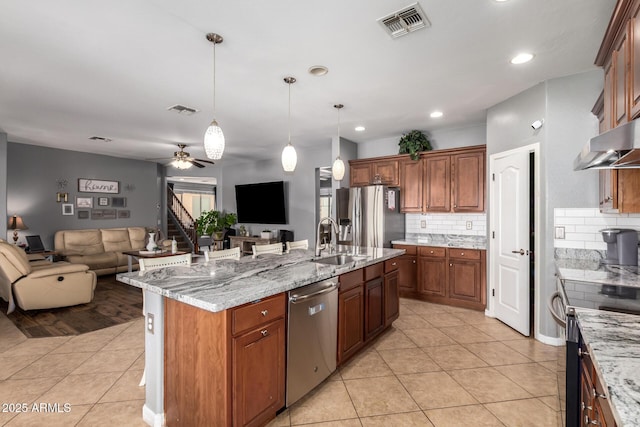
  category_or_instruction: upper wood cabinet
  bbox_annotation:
[424,155,451,212]
[399,159,423,212]
[349,158,399,187]
[631,0,640,117]
[451,150,485,213]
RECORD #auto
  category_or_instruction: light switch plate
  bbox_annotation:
[555,226,565,239]
[466,221,472,230]
[420,220,426,228]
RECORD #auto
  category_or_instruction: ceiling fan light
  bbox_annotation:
[204,119,225,160]
[281,143,297,172]
[172,158,193,170]
[332,157,345,181]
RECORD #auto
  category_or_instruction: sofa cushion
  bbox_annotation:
[61,230,104,255]
[101,229,133,252]
[0,242,31,276]
[128,227,147,250]
[66,252,117,270]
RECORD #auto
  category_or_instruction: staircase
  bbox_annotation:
[167,218,192,252]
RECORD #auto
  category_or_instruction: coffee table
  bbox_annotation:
[122,250,189,273]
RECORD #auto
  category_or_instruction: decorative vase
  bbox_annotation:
[146,232,156,251]
[213,231,224,241]
[261,231,271,239]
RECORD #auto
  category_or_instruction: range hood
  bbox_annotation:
[574,119,640,170]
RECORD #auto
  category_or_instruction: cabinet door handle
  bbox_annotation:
[454,204,457,208]
[450,263,453,267]
[460,252,464,256]
[578,348,589,358]
[412,260,416,264]
[261,329,268,337]
[429,250,434,254]
[261,310,268,316]
[392,262,397,266]
[592,388,607,400]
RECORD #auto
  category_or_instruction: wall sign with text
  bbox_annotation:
[78,179,119,194]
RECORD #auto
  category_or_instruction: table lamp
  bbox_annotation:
[8,215,28,244]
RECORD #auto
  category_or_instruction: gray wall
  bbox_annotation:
[7,143,161,248]
[486,69,602,339]
[0,133,7,241]
[357,124,487,159]
[219,144,332,244]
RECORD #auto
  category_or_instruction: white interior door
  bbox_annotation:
[491,148,530,336]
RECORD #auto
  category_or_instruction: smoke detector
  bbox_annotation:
[378,2,430,39]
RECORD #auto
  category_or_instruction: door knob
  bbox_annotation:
[511,249,526,255]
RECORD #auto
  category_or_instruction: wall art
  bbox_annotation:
[76,196,93,208]
[78,178,119,194]
[62,204,74,216]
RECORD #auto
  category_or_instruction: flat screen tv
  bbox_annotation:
[235,181,287,224]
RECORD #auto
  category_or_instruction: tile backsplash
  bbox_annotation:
[406,213,487,237]
[554,208,640,250]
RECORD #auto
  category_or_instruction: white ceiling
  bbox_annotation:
[0,0,616,167]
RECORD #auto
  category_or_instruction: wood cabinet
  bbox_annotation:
[384,260,400,326]
[631,0,640,118]
[164,293,286,427]
[424,155,451,212]
[451,150,485,212]
[411,245,486,311]
[349,158,399,187]
[337,269,364,365]
[393,244,417,294]
[579,340,617,427]
[399,159,423,212]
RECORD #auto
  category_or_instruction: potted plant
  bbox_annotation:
[196,210,237,240]
[261,230,272,239]
[398,130,432,160]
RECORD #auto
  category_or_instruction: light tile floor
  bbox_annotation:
[0,298,566,426]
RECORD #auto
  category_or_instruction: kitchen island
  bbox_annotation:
[117,246,403,427]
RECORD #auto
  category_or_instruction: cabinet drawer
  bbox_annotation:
[340,268,364,292]
[365,262,384,281]
[448,248,481,260]
[384,258,399,273]
[232,293,285,336]
[392,244,417,255]
[418,246,446,258]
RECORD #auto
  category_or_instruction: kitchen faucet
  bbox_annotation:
[315,217,340,257]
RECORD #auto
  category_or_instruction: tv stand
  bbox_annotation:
[229,236,279,256]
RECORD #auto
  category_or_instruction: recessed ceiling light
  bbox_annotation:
[510,53,534,64]
[494,0,509,2]
[355,126,366,132]
[308,65,329,76]
[430,111,443,118]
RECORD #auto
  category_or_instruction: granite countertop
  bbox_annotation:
[117,246,403,313]
[393,233,486,250]
[574,307,640,427]
[556,258,640,289]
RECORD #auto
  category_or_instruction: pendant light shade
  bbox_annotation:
[282,143,297,172]
[282,76,297,172]
[204,119,225,160]
[332,104,345,181]
[204,33,225,160]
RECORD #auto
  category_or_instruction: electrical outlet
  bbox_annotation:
[420,220,426,228]
[147,313,154,334]
[555,226,565,239]
[466,221,472,230]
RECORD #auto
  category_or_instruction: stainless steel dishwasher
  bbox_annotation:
[286,278,338,407]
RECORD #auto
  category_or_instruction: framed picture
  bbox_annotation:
[111,197,127,208]
[62,204,74,216]
[78,178,119,194]
[118,210,131,219]
[78,210,90,219]
[97,197,109,206]
[101,209,117,219]
[76,196,93,208]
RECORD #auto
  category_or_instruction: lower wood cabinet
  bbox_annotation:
[394,245,417,293]
[384,266,400,326]
[364,276,385,341]
[337,282,364,365]
[394,244,486,311]
[579,339,617,427]
[164,293,286,427]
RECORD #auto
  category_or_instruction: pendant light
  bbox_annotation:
[281,76,297,172]
[332,104,345,181]
[203,33,225,160]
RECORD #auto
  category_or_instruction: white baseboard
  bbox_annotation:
[143,404,165,427]
[536,333,565,347]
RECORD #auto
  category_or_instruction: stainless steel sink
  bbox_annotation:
[313,254,360,266]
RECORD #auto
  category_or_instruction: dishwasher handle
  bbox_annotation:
[289,281,338,304]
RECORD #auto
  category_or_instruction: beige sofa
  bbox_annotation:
[54,227,147,276]
[0,241,97,313]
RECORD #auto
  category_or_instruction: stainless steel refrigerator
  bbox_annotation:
[336,185,404,248]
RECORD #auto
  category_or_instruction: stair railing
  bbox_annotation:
[167,186,199,253]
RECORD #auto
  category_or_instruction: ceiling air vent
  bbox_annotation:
[378,2,430,39]
[89,136,112,142]
[167,104,199,115]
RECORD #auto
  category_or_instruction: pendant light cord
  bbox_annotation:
[288,81,291,144]
[212,41,216,117]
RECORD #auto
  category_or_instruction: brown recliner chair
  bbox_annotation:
[0,241,97,313]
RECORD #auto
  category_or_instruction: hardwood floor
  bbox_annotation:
[0,274,142,338]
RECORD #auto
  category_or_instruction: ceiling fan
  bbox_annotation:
[147,144,215,169]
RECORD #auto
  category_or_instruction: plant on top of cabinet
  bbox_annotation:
[398,130,432,160]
